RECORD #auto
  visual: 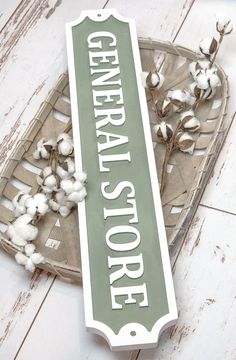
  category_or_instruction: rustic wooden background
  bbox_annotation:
[0,1,236,359]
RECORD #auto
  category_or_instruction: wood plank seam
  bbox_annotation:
[0,0,24,33]
[13,275,57,360]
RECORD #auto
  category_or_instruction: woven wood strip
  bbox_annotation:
[0,39,229,280]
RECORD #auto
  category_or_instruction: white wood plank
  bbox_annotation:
[0,252,54,360]
[15,280,133,360]
[200,115,236,214]
[170,0,236,214]
[0,0,22,31]
[105,0,195,39]
[138,205,236,360]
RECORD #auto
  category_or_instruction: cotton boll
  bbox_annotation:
[67,191,82,203]
[188,82,204,99]
[49,199,60,211]
[57,133,72,143]
[59,205,71,217]
[15,247,44,272]
[12,191,31,217]
[167,90,188,112]
[168,89,186,102]
[142,71,165,89]
[33,138,55,160]
[66,158,75,174]
[155,98,173,118]
[153,122,173,143]
[73,171,87,184]
[176,132,195,154]
[203,87,216,100]
[73,181,83,192]
[56,158,75,180]
[7,214,38,246]
[59,141,73,156]
[208,71,221,88]
[198,59,211,70]
[61,179,74,194]
[216,16,233,35]
[199,37,218,57]
[56,165,68,180]
[182,117,200,132]
[44,175,57,189]
[40,146,50,159]
[25,258,36,272]
[195,68,221,90]
[31,252,45,265]
[7,224,27,246]
[16,214,38,240]
[37,202,49,216]
[15,252,28,265]
[67,188,87,204]
[34,193,47,203]
[12,191,28,207]
[55,190,66,205]
[57,133,74,156]
[25,193,49,217]
[189,60,211,79]
[25,243,36,256]
[41,185,54,194]
[195,72,210,90]
[13,204,26,217]
[78,187,87,201]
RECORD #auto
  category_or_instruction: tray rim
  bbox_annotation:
[0,37,229,280]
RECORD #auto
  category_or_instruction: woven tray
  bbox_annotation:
[0,38,228,281]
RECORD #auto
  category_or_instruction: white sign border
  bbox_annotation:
[66,8,178,351]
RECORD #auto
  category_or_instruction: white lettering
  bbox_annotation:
[91,67,121,86]
[99,152,131,172]
[108,254,144,284]
[93,88,123,106]
[101,181,135,200]
[89,49,119,67]
[87,31,116,49]
[95,107,126,129]
[106,225,140,251]
[110,284,149,309]
[97,130,128,153]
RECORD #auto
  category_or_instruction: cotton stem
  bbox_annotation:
[211,33,224,66]
[160,121,182,196]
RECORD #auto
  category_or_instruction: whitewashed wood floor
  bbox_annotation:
[0,1,236,359]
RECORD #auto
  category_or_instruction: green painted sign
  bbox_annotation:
[66,9,177,351]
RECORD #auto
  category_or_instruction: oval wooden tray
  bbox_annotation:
[0,38,229,281]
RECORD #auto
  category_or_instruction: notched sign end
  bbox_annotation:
[87,312,178,351]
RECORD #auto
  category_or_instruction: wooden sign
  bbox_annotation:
[66,9,177,351]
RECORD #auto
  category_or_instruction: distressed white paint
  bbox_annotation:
[0,0,235,359]
[15,279,133,360]
[139,206,236,360]
[0,253,53,360]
